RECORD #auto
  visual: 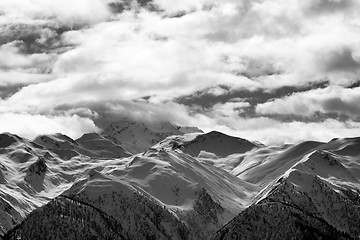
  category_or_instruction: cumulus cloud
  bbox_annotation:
[0,113,99,140]
[0,42,54,70]
[256,86,360,119]
[0,0,110,27]
[0,0,360,143]
[176,101,360,145]
[239,119,360,145]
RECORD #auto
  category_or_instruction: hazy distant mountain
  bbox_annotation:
[101,118,202,154]
[1,123,360,239]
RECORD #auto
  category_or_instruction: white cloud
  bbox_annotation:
[239,119,360,145]
[153,0,207,13]
[0,113,99,140]
[0,0,110,26]
[0,0,360,143]
[0,72,51,87]
[0,42,54,69]
[181,104,360,145]
[256,86,360,118]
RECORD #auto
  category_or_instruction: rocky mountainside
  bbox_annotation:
[0,130,132,235]
[213,146,360,240]
[1,120,360,239]
[1,146,256,239]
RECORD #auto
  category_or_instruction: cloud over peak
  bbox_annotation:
[0,0,360,143]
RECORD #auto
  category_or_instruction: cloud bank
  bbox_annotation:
[1,0,360,143]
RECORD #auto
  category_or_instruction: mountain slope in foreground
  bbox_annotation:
[213,142,360,240]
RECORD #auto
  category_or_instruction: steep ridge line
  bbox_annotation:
[58,195,129,240]
[3,195,130,240]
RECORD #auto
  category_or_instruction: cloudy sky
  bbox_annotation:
[1,0,360,144]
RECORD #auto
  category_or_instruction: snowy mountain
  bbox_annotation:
[34,133,131,159]
[1,145,258,239]
[213,168,359,239]
[213,142,360,240]
[1,123,360,239]
[177,126,203,134]
[0,133,64,235]
[0,123,255,239]
[155,131,259,158]
[0,131,131,236]
[76,133,132,158]
[101,118,201,154]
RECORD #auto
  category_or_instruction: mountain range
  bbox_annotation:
[1,119,360,239]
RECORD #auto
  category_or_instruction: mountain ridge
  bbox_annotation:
[1,119,360,239]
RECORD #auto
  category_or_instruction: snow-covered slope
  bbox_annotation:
[322,137,360,157]
[212,140,324,186]
[63,174,190,240]
[33,133,131,159]
[214,141,360,239]
[0,128,257,239]
[101,119,203,155]
[76,132,131,158]
[61,148,258,239]
[102,119,184,154]
[2,128,360,240]
[155,131,259,158]
[120,149,258,210]
[0,133,70,235]
[0,145,257,239]
[214,170,359,239]
[0,132,130,235]
[33,133,80,160]
[181,131,259,157]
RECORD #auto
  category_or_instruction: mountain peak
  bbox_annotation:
[102,118,202,154]
[33,133,77,150]
[178,131,258,157]
[2,126,360,239]
[294,150,359,185]
[0,133,22,148]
